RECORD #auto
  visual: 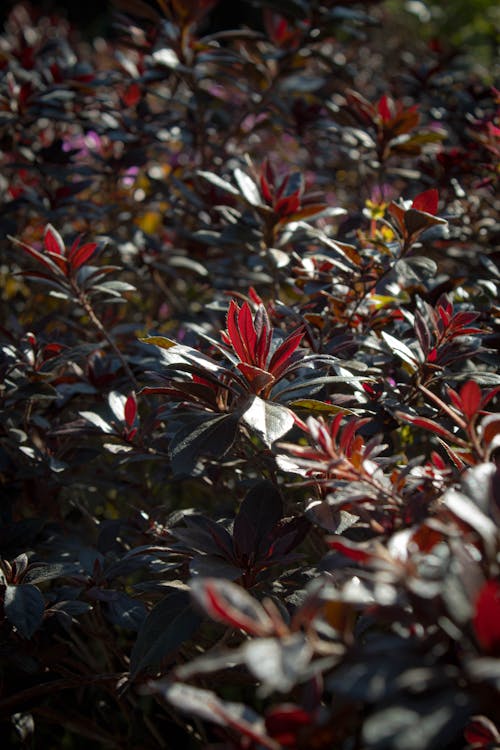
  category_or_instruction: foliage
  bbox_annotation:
[0,1,499,747]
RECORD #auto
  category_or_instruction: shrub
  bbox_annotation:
[0,1,499,747]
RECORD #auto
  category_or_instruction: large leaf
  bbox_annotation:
[130,589,201,678]
[148,681,278,747]
[233,480,283,562]
[104,592,148,631]
[243,634,313,693]
[190,577,274,636]
[362,691,472,750]
[170,412,240,475]
[4,584,45,639]
[241,396,294,446]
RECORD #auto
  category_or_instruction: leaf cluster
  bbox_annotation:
[0,1,499,748]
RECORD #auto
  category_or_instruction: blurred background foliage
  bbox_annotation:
[1,0,499,67]
[389,0,499,66]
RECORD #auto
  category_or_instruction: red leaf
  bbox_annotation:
[44,225,65,256]
[464,715,500,747]
[377,94,392,123]
[460,380,482,420]
[124,394,137,427]
[253,306,272,368]
[339,418,370,455]
[452,311,480,328]
[430,451,446,470]
[398,414,457,442]
[14,240,64,276]
[411,188,438,215]
[123,82,141,107]
[387,201,406,234]
[70,241,98,270]
[266,705,312,746]
[327,536,373,563]
[330,412,345,442]
[248,286,264,306]
[191,578,274,636]
[409,523,444,553]
[473,580,500,653]
[275,192,300,217]
[437,302,452,329]
[225,300,247,362]
[447,386,463,413]
[281,203,328,223]
[259,172,273,204]
[268,329,304,378]
[237,363,275,393]
[238,302,258,363]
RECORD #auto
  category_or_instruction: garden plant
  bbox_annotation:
[0,0,499,747]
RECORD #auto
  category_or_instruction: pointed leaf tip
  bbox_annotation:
[412,188,439,215]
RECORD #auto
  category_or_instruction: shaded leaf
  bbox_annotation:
[233,480,283,562]
[130,589,201,678]
[4,584,45,639]
[170,412,240,475]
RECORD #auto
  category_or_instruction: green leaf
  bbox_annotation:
[289,399,354,415]
[139,335,177,350]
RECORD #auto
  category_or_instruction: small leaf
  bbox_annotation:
[233,168,262,206]
[268,328,304,378]
[139,335,177,349]
[411,188,438,215]
[197,170,240,196]
[381,331,418,370]
[237,363,275,393]
[4,584,45,638]
[124,393,137,427]
[44,224,65,255]
[79,411,114,433]
[108,390,126,422]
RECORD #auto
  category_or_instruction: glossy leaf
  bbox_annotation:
[4,584,45,639]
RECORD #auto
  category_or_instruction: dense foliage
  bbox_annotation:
[1,1,499,747]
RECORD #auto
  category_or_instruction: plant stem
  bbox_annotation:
[79,292,138,388]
